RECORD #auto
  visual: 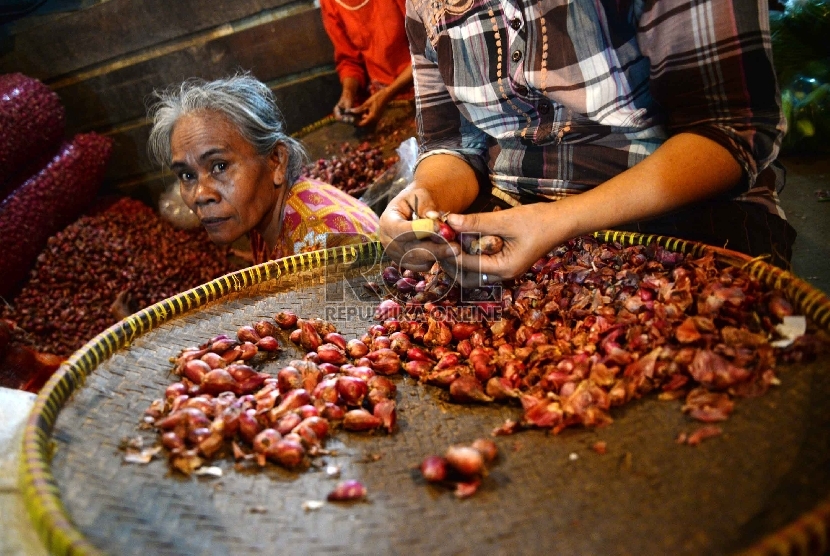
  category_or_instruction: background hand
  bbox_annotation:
[333,103,355,124]
[333,87,356,124]
[351,90,388,128]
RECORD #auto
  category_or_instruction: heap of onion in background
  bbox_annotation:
[0,73,111,390]
[0,73,235,391]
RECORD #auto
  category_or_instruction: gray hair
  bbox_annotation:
[146,73,308,185]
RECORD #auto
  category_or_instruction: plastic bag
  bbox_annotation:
[770,0,830,154]
[781,74,830,154]
[781,0,830,57]
[158,181,200,230]
[360,136,418,215]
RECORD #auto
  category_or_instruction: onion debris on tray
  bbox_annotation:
[371,236,824,438]
[137,314,397,506]
[134,235,826,500]
[419,438,499,498]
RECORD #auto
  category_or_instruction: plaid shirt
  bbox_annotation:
[406,0,787,214]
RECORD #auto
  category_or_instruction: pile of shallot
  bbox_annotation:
[138,311,398,501]
[136,234,824,501]
[368,235,822,443]
[3,197,233,357]
[301,141,397,196]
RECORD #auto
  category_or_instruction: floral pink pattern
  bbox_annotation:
[249,179,379,264]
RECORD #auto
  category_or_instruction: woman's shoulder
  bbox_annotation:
[290,179,372,208]
[285,178,379,232]
[292,178,351,196]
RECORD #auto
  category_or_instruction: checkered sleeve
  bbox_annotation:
[637,0,786,190]
[405,2,491,178]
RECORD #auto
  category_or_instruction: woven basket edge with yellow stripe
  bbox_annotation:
[18,233,830,556]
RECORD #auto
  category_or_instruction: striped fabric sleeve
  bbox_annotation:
[406,4,491,179]
[320,0,368,88]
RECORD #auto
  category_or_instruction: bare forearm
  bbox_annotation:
[411,154,481,214]
[544,133,743,238]
[443,132,746,285]
[383,66,413,100]
[359,66,414,121]
[340,77,360,100]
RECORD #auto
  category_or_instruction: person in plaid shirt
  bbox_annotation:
[380,0,795,285]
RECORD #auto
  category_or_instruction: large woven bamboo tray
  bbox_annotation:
[19,232,830,556]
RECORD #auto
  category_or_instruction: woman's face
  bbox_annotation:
[170,110,285,245]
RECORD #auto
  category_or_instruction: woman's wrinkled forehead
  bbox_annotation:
[173,109,238,140]
[170,110,255,167]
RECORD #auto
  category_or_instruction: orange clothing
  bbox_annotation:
[319,0,412,96]
[249,179,379,264]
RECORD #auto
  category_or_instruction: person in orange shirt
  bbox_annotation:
[320,0,413,128]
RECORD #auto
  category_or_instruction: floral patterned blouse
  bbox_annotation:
[249,178,379,264]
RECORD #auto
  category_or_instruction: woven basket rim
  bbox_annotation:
[18,234,830,556]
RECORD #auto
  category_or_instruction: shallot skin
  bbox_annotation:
[445,445,485,478]
[274,310,299,329]
[471,438,499,462]
[420,455,448,482]
[327,480,367,502]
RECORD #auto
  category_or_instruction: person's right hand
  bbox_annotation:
[349,89,388,128]
[434,204,562,288]
[333,93,355,124]
[379,186,460,272]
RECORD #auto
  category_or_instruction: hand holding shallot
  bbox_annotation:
[412,210,504,256]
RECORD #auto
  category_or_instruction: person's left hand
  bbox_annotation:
[441,203,571,288]
[351,90,389,127]
[379,186,460,272]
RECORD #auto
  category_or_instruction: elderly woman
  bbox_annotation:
[147,74,379,264]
